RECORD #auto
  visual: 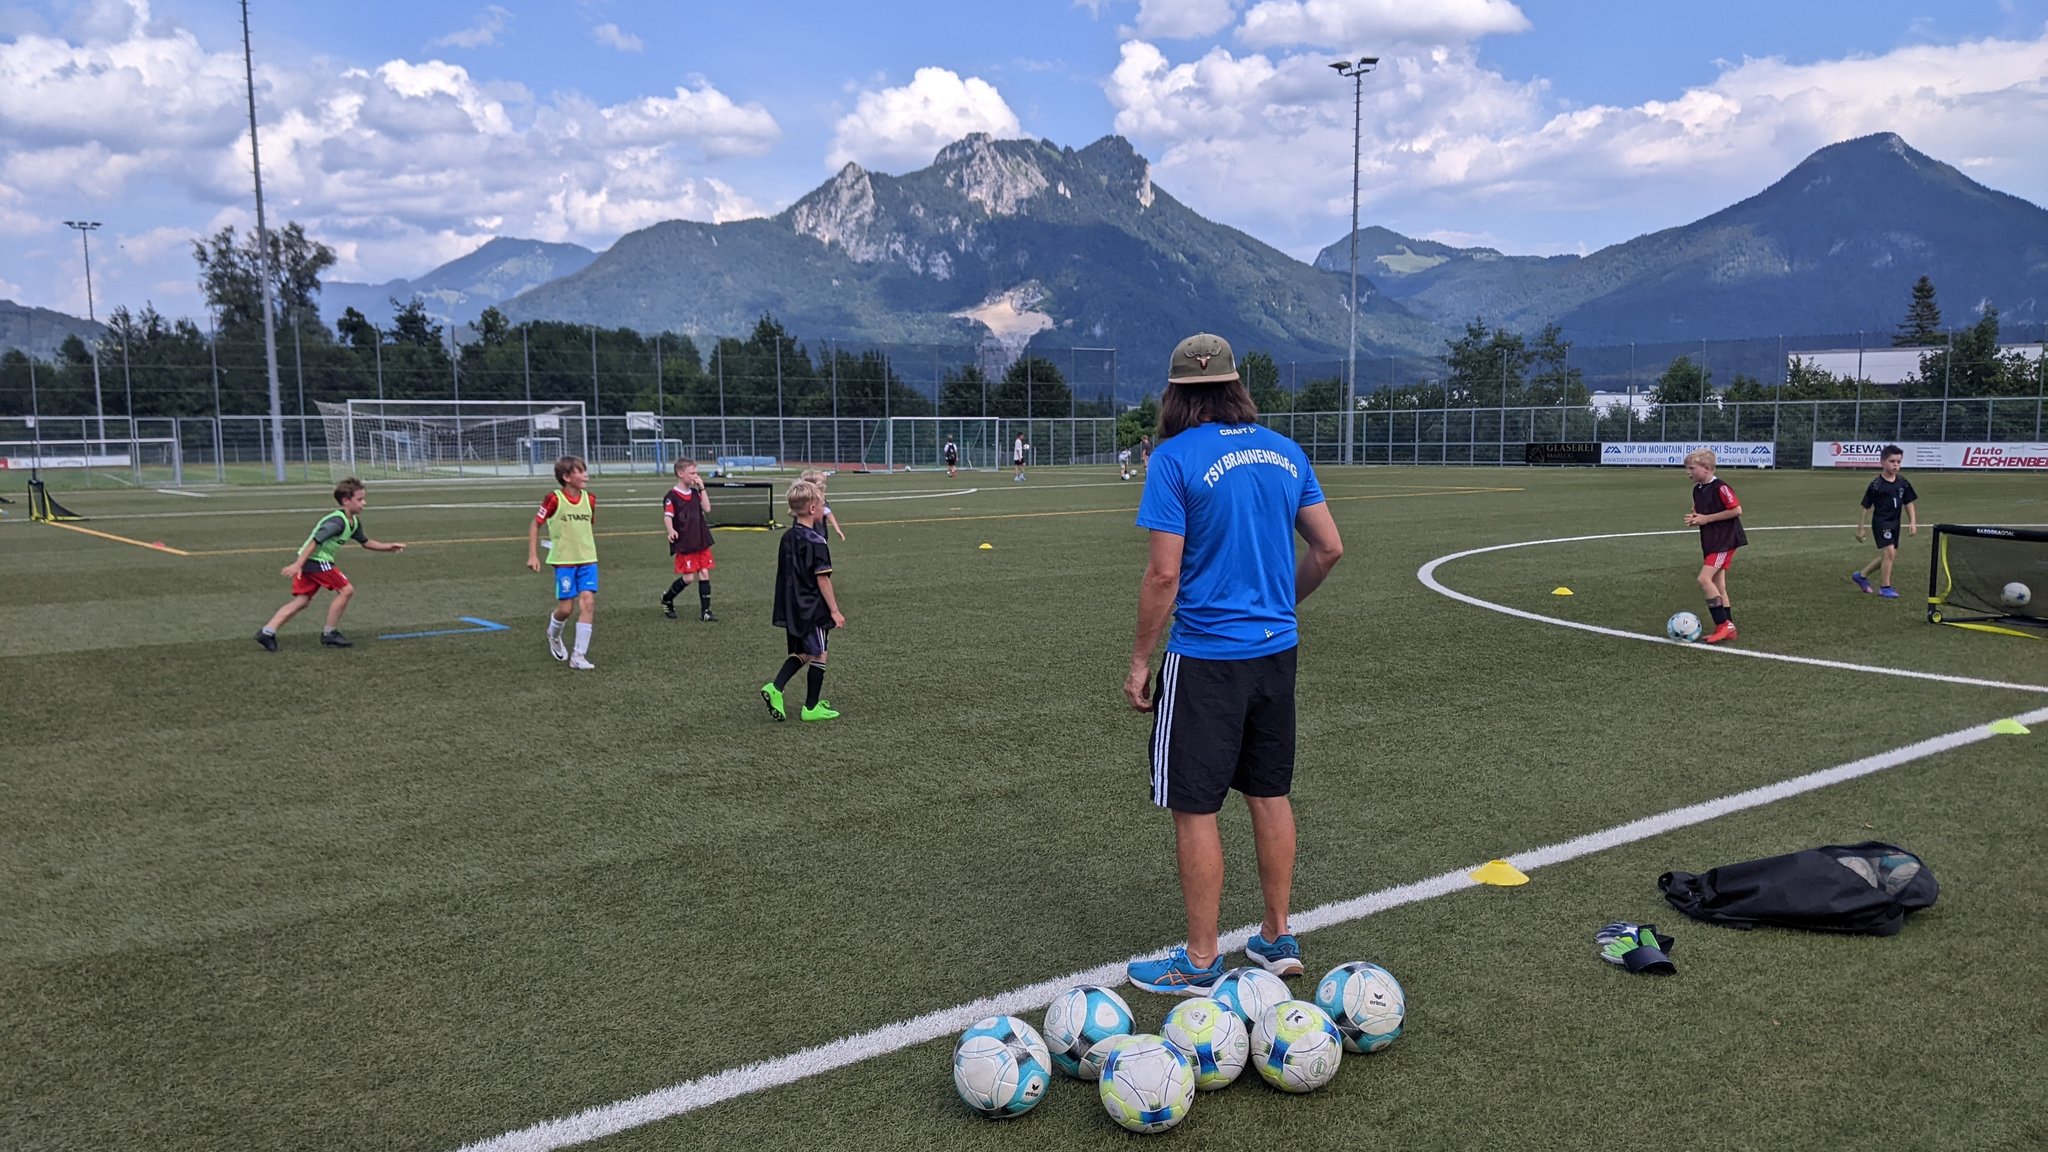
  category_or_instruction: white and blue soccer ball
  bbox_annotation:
[1314,962,1406,1054]
[1161,996,1250,1090]
[1250,1000,1345,1093]
[1212,966,1291,1027]
[2003,581,2033,608]
[952,1015,1052,1118]
[1666,611,1702,642]
[1097,1033,1197,1133]
[1042,984,1134,1080]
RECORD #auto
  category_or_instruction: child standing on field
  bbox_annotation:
[761,479,845,723]
[1682,448,1747,645]
[662,458,717,620]
[799,468,847,541]
[526,455,599,670]
[1851,444,1919,599]
[256,476,405,651]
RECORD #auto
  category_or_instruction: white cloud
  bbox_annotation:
[1237,0,1530,48]
[430,5,512,49]
[1134,0,1241,39]
[591,23,643,53]
[1106,29,2048,257]
[829,67,1024,171]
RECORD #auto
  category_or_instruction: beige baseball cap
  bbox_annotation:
[1168,332,1239,384]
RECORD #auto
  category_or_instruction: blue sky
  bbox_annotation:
[4,0,2047,326]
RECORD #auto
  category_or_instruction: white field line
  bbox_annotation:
[154,488,210,497]
[452,703,2048,1152]
[71,488,987,523]
[1417,525,2048,695]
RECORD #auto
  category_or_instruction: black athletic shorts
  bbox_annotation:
[1872,520,1900,548]
[786,626,829,657]
[1148,647,1298,814]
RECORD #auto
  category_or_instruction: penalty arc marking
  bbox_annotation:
[1416,525,2048,696]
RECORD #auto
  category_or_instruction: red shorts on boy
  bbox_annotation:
[1702,549,1737,572]
[674,549,715,574]
[291,567,351,597]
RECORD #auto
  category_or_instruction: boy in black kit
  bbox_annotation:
[1851,445,1919,599]
[1683,448,1747,645]
[661,458,716,620]
[761,479,846,723]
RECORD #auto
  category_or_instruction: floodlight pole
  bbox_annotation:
[1330,56,1378,466]
[240,0,286,482]
[63,221,108,441]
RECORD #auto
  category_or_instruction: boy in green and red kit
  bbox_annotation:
[661,457,717,621]
[256,476,406,651]
[527,455,599,670]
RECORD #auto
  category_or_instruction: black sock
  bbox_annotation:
[774,657,803,690]
[1709,604,1730,625]
[697,578,711,608]
[806,663,827,708]
[664,578,688,602]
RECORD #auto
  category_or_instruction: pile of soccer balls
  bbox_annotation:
[951,961,1405,1133]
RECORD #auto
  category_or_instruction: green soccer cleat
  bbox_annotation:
[800,701,840,722]
[760,683,786,722]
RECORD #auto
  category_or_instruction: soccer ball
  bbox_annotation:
[1251,999,1345,1092]
[1314,962,1406,1054]
[2004,582,2033,608]
[1161,996,1250,1090]
[1212,966,1291,1026]
[1042,984,1134,1080]
[1097,1033,1197,1133]
[1666,611,1702,642]
[952,1016,1052,1118]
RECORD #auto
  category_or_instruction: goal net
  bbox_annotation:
[863,417,1001,471]
[706,480,779,530]
[1927,524,2048,637]
[315,400,588,481]
[0,437,182,487]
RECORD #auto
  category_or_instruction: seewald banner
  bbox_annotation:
[1811,441,2048,469]
[1600,442,1777,468]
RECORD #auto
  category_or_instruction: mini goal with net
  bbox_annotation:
[1927,524,2047,638]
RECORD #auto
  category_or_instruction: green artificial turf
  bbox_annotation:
[2,465,2042,1151]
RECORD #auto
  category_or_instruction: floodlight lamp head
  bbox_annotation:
[1328,61,1347,72]
[1359,56,1380,68]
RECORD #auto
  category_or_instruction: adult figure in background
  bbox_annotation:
[1124,333,1345,994]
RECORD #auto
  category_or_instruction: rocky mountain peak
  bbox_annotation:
[936,133,1049,217]
[789,162,882,258]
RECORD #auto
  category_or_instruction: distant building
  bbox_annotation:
[1589,390,1655,417]
[1793,343,2044,386]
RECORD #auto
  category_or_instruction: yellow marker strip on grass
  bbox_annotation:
[40,520,193,556]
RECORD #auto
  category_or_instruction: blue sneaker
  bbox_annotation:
[1879,585,1900,599]
[1850,572,1874,593]
[1245,932,1305,977]
[1127,947,1225,996]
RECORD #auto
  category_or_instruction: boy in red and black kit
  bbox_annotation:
[661,458,716,621]
[1682,447,1747,644]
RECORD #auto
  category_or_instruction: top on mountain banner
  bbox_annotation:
[1600,442,1777,468]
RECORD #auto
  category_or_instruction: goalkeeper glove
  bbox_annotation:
[1595,921,1677,975]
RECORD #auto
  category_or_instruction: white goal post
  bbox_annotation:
[316,400,588,480]
[870,417,1001,471]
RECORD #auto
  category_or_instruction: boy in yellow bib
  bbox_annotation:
[526,455,600,670]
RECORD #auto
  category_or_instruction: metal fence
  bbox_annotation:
[7,393,2044,489]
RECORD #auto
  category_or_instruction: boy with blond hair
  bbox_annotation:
[798,468,847,541]
[762,479,845,722]
[526,455,599,670]
[662,457,717,620]
[1682,448,1747,645]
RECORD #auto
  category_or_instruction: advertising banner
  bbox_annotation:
[1599,442,1777,468]
[1524,441,1602,466]
[1810,441,2048,469]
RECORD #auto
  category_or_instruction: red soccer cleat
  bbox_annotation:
[1701,621,1738,645]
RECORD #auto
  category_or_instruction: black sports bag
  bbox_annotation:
[1658,841,1938,936]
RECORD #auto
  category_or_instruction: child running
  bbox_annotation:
[255,477,405,651]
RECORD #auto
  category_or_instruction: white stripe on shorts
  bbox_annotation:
[1151,652,1180,806]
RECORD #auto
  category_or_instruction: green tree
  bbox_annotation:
[388,297,444,349]
[1294,374,1343,411]
[1241,350,1286,413]
[939,363,991,416]
[1524,324,1588,407]
[989,355,1070,418]
[1443,318,1528,406]
[335,306,376,349]
[1650,355,1710,406]
[193,222,336,330]
[1894,275,1943,347]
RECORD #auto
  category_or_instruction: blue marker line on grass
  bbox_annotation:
[379,616,510,641]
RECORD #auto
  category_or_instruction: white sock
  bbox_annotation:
[573,622,592,657]
[547,616,564,637]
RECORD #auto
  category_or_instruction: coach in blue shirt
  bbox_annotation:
[1125,332,1345,995]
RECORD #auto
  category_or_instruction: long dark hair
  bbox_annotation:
[1158,380,1259,440]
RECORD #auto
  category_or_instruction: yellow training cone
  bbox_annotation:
[1990,718,2031,735]
[978,542,993,550]
[1552,587,1574,596]
[1470,859,1529,886]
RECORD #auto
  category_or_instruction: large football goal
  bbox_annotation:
[316,400,588,480]
[861,417,1001,472]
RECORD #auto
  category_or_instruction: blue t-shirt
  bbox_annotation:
[1135,422,1325,660]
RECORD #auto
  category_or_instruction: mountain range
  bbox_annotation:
[1,299,107,361]
[320,237,596,329]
